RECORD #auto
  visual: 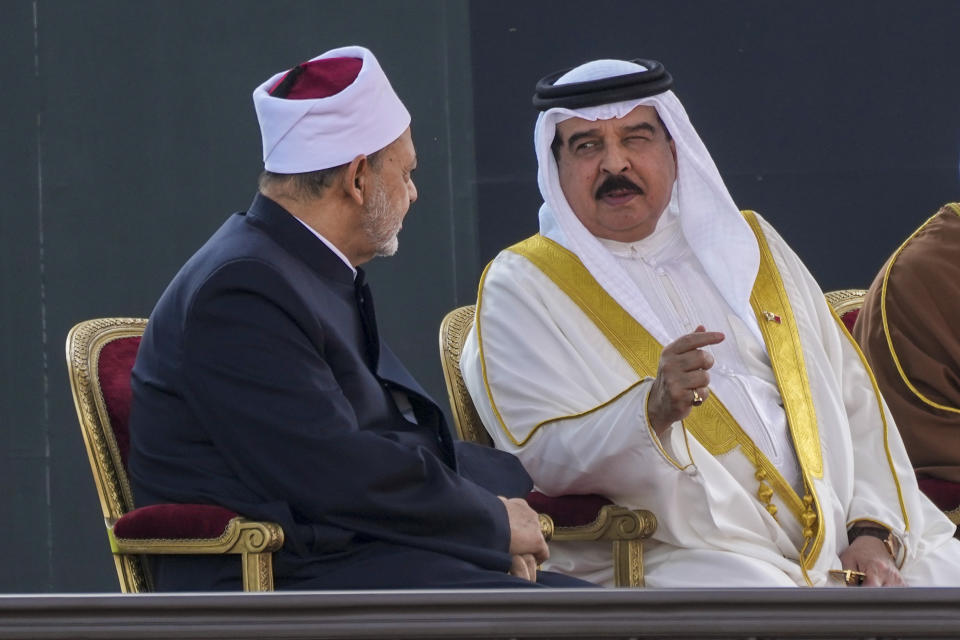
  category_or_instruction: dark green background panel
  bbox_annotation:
[3,0,477,593]
[1,0,49,592]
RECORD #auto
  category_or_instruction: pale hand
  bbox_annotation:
[508,553,538,582]
[648,326,725,436]
[839,536,906,586]
[499,496,549,566]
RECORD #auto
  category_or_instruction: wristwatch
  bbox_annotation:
[847,523,900,562]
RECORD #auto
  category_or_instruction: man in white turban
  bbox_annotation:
[129,46,590,591]
[460,57,960,587]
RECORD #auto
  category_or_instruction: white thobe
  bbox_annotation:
[461,213,960,587]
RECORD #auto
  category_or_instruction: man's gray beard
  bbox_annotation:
[360,181,400,257]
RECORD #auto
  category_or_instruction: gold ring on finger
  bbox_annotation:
[691,389,704,407]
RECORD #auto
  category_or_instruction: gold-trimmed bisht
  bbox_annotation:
[879,202,960,416]
[474,211,829,583]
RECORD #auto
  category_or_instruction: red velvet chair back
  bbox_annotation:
[824,289,867,333]
[839,307,860,333]
[97,336,141,469]
[66,318,151,590]
[67,318,148,516]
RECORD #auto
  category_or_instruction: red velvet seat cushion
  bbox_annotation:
[98,336,141,467]
[113,504,240,540]
[526,491,613,528]
[917,475,960,511]
[840,308,860,333]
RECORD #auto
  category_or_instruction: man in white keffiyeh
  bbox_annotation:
[461,57,960,587]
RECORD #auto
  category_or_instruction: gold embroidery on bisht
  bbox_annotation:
[742,210,825,570]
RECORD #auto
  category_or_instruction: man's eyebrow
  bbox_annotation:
[623,122,657,135]
[566,129,600,149]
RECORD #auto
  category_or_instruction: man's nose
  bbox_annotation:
[408,179,418,204]
[600,144,629,174]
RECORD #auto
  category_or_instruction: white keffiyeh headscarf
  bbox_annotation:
[535,59,761,344]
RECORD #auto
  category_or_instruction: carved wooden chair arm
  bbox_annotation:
[109,512,284,592]
[549,505,657,542]
[539,505,657,588]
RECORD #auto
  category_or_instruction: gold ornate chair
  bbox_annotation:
[66,318,284,592]
[439,305,657,587]
[824,289,868,332]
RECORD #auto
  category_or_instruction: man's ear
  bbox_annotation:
[669,139,678,172]
[342,154,368,206]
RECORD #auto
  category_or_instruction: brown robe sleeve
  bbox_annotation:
[853,204,960,483]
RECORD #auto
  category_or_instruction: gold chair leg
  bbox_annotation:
[115,555,148,593]
[241,552,275,592]
[612,539,644,587]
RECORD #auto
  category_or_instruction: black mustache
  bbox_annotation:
[595,175,643,199]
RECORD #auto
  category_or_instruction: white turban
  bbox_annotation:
[253,45,411,174]
[534,59,762,345]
